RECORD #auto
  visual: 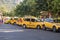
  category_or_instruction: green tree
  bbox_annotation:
[15,0,60,17]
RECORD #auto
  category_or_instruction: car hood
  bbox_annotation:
[53,23,60,26]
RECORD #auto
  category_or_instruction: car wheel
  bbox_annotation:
[11,23,13,24]
[42,25,46,30]
[9,22,11,24]
[23,24,26,28]
[14,22,16,25]
[52,26,57,32]
[36,25,41,29]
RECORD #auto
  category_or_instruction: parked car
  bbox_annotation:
[17,17,43,29]
[4,17,11,24]
[15,18,23,25]
[10,17,18,24]
[42,18,60,32]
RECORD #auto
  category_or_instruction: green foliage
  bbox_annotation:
[14,0,60,17]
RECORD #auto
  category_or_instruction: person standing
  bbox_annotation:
[40,16,45,21]
[0,16,3,24]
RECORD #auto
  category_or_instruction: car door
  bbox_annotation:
[24,18,31,27]
[44,18,54,28]
[30,18,37,28]
[45,22,52,28]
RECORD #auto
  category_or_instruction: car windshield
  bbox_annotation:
[45,18,54,22]
[35,18,41,22]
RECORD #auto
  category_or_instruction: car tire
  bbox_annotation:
[14,22,16,25]
[36,25,41,29]
[42,25,46,30]
[23,24,26,28]
[52,26,57,32]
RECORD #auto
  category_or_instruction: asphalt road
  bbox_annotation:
[0,24,60,40]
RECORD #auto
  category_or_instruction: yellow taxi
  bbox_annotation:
[42,18,60,32]
[5,20,11,24]
[18,16,43,29]
[15,18,23,25]
[15,19,19,25]
[10,17,18,24]
[4,17,11,24]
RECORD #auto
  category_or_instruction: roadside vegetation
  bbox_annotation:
[14,0,60,17]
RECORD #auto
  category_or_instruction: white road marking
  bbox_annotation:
[0,29,24,32]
